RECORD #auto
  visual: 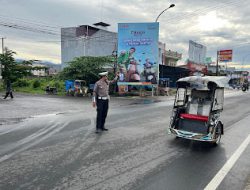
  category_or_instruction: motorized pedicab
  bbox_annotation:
[169,76,229,145]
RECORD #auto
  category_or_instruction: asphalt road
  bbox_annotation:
[0,91,249,190]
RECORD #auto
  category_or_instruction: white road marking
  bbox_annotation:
[204,134,250,190]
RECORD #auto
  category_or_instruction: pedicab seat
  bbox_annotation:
[180,113,209,122]
[182,99,211,122]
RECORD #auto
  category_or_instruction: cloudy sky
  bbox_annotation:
[0,0,250,70]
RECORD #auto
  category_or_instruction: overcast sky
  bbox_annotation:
[0,0,250,70]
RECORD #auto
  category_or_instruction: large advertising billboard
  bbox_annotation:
[188,40,207,64]
[218,49,233,62]
[117,22,159,85]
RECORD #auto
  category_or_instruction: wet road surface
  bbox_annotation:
[0,91,249,190]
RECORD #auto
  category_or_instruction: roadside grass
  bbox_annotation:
[13,86,66,96]
[0,77,66,96]
[1,78,177,97]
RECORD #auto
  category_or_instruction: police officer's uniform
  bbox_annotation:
[93,71,117,133]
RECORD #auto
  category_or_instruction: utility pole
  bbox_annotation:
[216,50,219,76]
[1,37,5,53]
[0,37,6,80]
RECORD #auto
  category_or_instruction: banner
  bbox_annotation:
[117,22,159,85]
[218,50,233,62]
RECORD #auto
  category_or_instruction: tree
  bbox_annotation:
[0,48,33,83]
[59,56,114,84]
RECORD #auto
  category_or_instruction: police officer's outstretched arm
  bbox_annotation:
[110,72,120,84]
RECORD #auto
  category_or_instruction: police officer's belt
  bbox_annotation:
[98,96,108,100]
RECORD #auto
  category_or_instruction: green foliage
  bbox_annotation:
[32,80,41,88]
[0,48,33,83]
[13,79,30,87]
[46,79,65,92]
[0,49,17,82]
[0,80,4,92]
[13,77,66,95]
[59,56,114,85]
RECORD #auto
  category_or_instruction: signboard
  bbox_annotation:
[188,40,207,64]
[117,22,159,85]
[218,50,233,62]
[205,57,212,65]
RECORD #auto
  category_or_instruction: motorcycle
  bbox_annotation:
[242,83,249,92]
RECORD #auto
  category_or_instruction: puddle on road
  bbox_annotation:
[0,118,26,125]
[129,99,161,105]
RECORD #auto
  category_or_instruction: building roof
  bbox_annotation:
[93,22,110,27]
[76,25,99,37]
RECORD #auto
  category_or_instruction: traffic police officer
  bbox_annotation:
[92,71,118,133]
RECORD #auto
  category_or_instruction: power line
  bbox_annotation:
[0,0,247,43]
[161,0,247,24]
[0,1,249,58]
[0,14,63,29]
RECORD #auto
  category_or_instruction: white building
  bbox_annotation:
[32,63,47,77]
[61,22,117,69]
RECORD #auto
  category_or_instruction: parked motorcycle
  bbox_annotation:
[242,84,248,92]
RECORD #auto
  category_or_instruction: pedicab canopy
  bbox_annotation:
[175,76,228,111]
[177,76,229,90]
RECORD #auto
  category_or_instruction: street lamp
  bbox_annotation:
[112,50,118,74]
[155,4,175,95]
[0,37,6,80]
[155,4,175,22]
[112,50,118,93]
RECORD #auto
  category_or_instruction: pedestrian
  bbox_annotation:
[3,80,14,99]
[92,71,119,133]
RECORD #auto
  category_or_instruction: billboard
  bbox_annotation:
[117,22,159,85]
[218,50,233,62]
[188,40,207,64]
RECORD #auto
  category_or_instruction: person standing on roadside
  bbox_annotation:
[92,71,119,133]
[3,80,14,99]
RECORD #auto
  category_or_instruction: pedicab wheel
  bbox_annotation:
[212,124,222,146]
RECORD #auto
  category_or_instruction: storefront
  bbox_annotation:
[178,61,208,76]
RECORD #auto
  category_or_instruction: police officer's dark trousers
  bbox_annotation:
[96,99,109,130]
